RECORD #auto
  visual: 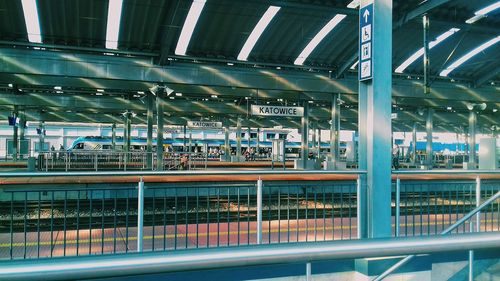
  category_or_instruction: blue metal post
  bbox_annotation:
[137,178,144,252]
[301,102,309,169]
[426,109,433,168]
[358,0,393,238]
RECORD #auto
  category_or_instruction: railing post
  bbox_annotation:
[469,175,481,280]
[395,177,401,237]
[306,262,311,281]
[257,177,263,244]
[94,153,98,171]
[137,177,144,252]
[356,174,366,239]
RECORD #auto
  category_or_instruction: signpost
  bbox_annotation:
[251,105,304,117]
[187,121,223,128]
[359,1,373,81]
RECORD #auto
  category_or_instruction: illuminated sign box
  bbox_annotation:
[251,105,304,117]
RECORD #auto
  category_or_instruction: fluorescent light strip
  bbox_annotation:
[350,61,358,70]
[394,28,460,73]
[294,14,346,65]
[466,1,500,24]
[21,0,42,43]
[347,0,360,8]
[237,6,281,61]
[175,0,207,55]
[440,35,500,77]
[105,0,124,49]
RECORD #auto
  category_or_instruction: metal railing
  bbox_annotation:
[0,232,499,281]
[0,170,364,260]
[37,151,208,171]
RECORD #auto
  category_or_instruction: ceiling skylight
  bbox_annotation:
[395,28,460,73]
[237,6,281,61]
[175,0,207,55]
[440,35,500,77]
[21,0,42,43]
[294,14,346,65]
[105,0,124,49]
[466,1,500,24]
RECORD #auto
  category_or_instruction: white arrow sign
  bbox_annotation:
[363,9,370,23]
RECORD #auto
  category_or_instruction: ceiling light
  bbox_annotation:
[447,106,452,111]
[56,90,64,94]
[21,0,42,43]
[137,91,145,94]
[97,89,105,92]
[227,62,234,66]
[175,92,183,97]
[8,84,13,88]
[245,97,250,100]
[308,100,314,104]
[440,35,500,77]
[395,28,460,73]
[350,61,359,70]
[466,2,500,24]
[170,97,175,100]
[211,94,218,98]
[493,108,498,113]
[266,101,270,104]
[237,6,281,61]
[294,14,346,65]
[175,0,207,55]
[347,0,360,8]
[96,92,103,96]
[54,86,62,90]
[276,66,281,70]
[131,112,137,118]
[105,0,124,49]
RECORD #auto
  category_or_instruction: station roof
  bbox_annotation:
[0,0,499,131]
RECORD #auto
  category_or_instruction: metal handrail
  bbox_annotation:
[0,169,367,178]
[373,189,500,281]
[393,170,500,175]
[0,232,498,281]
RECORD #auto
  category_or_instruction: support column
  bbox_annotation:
[423,14,430,95]
[12,106,18,161]
[300,102,309,168]
[39,121,45,152]
[111,123,116,150]
[247,126,251,153]
[146,93,154,169]
[183,125,187,152]
[426,109,433,168]
[124,111,132,153]
[412,122,417,164]
[330,93,340,165]
[311,122,317,157]
[468,110,477,168]
[317,125,322,158]
[224,125,230,161]
[357,0,392,238]
[256,128,260,155]
[236,117,242,160]
[156,88,165,170]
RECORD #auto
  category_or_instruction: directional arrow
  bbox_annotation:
[363,9,370,23]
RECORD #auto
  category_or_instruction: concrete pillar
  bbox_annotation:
[426,109,433,168]
[111,123,116,150]
[357,0,393,238]
[330,93,340,164]
[146,93,154,169]
[301,102,309,168]
[224,125,230,160]
[468,110,477,167]
[12,107,18,161]
[156,88,164,170]
[236,117,242,159]
[412,122,417,164]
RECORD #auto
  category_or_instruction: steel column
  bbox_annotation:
[317,125,321,158]
[330,94,340,164]
[236,118,242,159]
[111,123,116,150]
[311,121,316,157]
[358,0,393,238]
[247,127,251,152]
[156,88,164,171]
[38,121,45,152]
[256,128,260,154]
[256,178,263,244]
[426,109,433,168]
[468,110,477,167]
[183,125,187,152]
[224,126,230,160]
[146,93,154,169]
[412,122,417,164]
[423,15,430,94]
[301,102,309,168]
[12,106,18,161]
[137,179,144,252]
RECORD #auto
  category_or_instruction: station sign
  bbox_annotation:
[251,105,304,117]
[187,121,223,128]
[359,1,373,81]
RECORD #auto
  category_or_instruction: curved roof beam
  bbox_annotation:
[175,0,207,56]
[21,0,42,43]
[237,6,281,61]
[466,1,500,24]
[395,28,460,73]
[105,0,124,49]
[440,35,500,77]
[293,14,347,66]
